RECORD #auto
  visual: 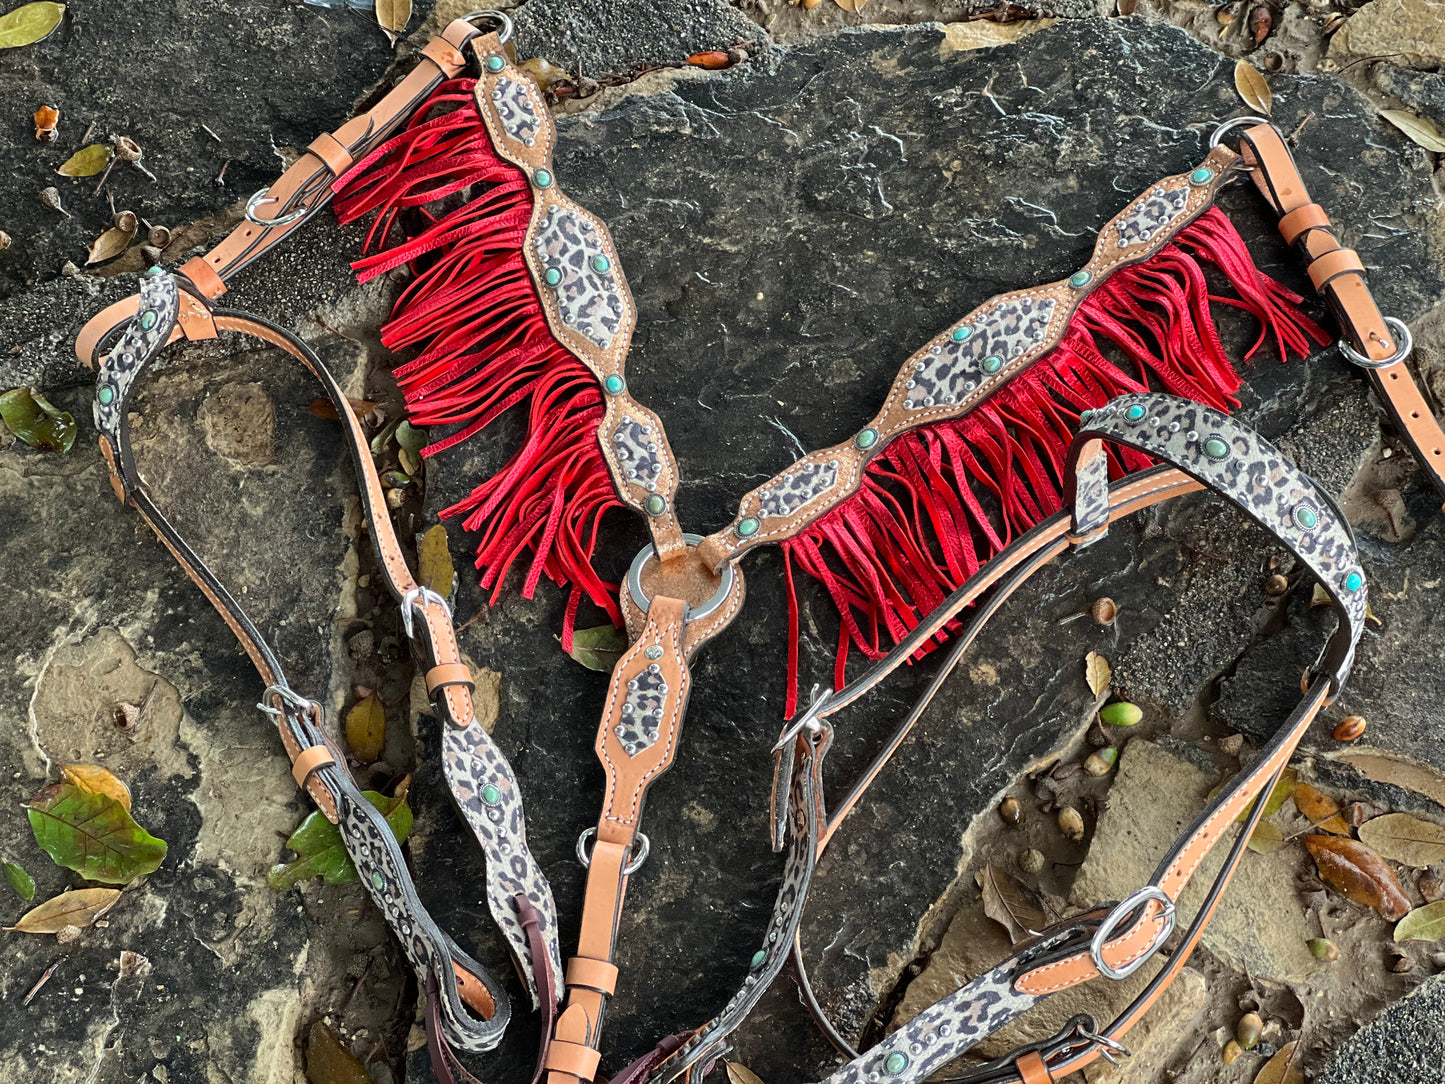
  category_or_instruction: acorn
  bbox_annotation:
[1236,1012,1262,1051]
[0,230,10,252]
[1018,848,1045,874]
[1264,574,1289,596]
[147,224,172,248]
[1084,748,1118,776]
[1090,597,1117,626]
[1333,715,1367,742]
[1057,806,1085,842]
[1307,937,1339,962]
[998,796,1023,827]
[1100,702,1142,727]
[1388,948,1412,974]
[1222,1040,1242,1065]
[113,210,138,233]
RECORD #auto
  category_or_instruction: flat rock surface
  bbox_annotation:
[3,7,1445,1084]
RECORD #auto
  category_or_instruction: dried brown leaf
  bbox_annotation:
[1380,110,1445,154]
[1252,1041,1303,1084]
[1083,651,1111,697]
[418,524,455,600]
[6,887,120,934]
[1304,834,1411,920]
[1247,3,1272,44]
[304,1020,374,1084]
[725,1063,767,1084]
[85,223,134,265]
[59,763,132,811]
[1357,813,1445,868]
[374,0,410,44]
[1395,900,1445,943]
[1293,782,1349,835]
[1234,59,1272,116]
[977,862,1047,945]
[345,694,386,764]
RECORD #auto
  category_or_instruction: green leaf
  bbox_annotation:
[395,420,426,452]
[27,784,167,884]
[0,1,65,49]
[4,860,35,901]
[568,624,629,672]
[1394,900,1445,943]
[1236,768,1297,824]
[1246,820,1285,854]
[55,143,112,177]
[344,695,387,764]
[268,790,412,891]
[369,418,400,455]
[0,387,76,452]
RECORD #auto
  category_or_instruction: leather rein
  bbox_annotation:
[75,12,1422,1084]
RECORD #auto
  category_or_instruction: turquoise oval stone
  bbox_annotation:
[482,784,501,805]
[884,1053,909,1074]
[486,55,506,73]
[1294,506,1318,530]
[750,949,767,969]
[737,516,760,538]
[143,265,164,277]
[371,870,386,890]
[1125,405,1146,421]
[1203,437,1229,460]
[591,254,612,274]
[1069,270,1093,288]
[982,355,1003,373]
[534,168,553,188]
[544,267,562,287]
[1346,571,1363,591]
[951,326,972,342]
[855,428,879,450]
[1190,167,1215,186]
[140,311,157,330]
[604,375,625,395]
[645,494,667,516]
[97,385,115,405]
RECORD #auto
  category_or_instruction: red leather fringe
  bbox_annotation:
[333,79,622,648]
[780,207,1330,715]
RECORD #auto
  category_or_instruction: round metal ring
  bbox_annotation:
[1089,885,1175,981]
[244,188,307,227]
[626,532,737,622]
[1208,114,1272,149]
[461,8,513,43]
[575,827,650,875]
[1339,316,1413,370]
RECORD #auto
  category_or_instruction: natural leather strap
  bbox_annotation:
[427,662,477,695]
[1016,1053,1052,1084]
[565,958,619,996]
[1237,121,1445,502]
[290,744,335,788]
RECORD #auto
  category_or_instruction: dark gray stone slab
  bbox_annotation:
[1318,973,1445,1084]
[1374,63,1445,128]
[514,0,764,72]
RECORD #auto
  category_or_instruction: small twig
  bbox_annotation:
[131,158,157,184]
[81,120,96,143]
[136,679,160,728]
[23,961,59,1006]
[215,160,230,187]
[92,157,116,197]
[1288,111,1314,146]
[341,957,373,1016]
[200,124,222,143]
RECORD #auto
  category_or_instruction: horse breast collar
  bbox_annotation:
[78,12,1414,1084]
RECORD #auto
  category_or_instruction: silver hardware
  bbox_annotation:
[576,827,649,875]
[626,532,737,622]
[400,586,451,641]
[257,683,321,720]
[1208,115,1272,150]
[461,8,513,43]
[244,188,307,227]
[1089,885,1175,980]
[1339,315,1412,370]
[1072,1020,1130,1067]
[771,684,830,753]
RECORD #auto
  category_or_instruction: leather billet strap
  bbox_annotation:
[92,268,564,1048]
[696,146,1246,571]
[650,393,1364,1084]
[1234,120,1445,503]
[74,15,491,368]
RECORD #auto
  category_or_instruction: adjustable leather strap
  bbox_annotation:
[1237,122,1445,502]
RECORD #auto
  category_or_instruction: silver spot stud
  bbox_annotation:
[645,645,663,660]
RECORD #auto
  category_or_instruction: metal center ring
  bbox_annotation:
[626,532,737,622]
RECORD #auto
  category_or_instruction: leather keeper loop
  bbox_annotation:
[1017,1051,1054,1084]
[421,36,466,75]
[1308,247,1366,291]
[177,256,226,299]
[1278,203,1331,246]
[291,745,335,788]
[565,956,619,995]
[544,1039,602,1080]
[307,132,354,177]
[426,662,476,696]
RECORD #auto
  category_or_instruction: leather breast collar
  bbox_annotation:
[76,13,1409,1084]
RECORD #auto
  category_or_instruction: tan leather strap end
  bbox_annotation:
[291,744,335,788]
[175,290,219,341]
[421,35,467,76]
[565,956,619,996]
[307,132,354,176]
[453,962,498,1019]
[426,662,476,696]
[544,1040,602,1081]
[1307,246,1366,291]
[1278,202,1330,245]
[177,256,227,299]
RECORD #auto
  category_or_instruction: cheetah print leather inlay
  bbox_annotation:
[534,205,627,351]
[757,460,841,520]
[491,75,544,147]
[95,270,178,440]
[615,665,669,755]
[904,298,1057,410]
[1114,182,1190,247]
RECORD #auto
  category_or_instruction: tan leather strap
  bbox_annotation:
[291,744,335,788]
[1016,1052,1053,1084]
[1307,247,1365,290]
[545,1040,603,1080]
[177,256,226,299]
[564,957,619,996]
[426,662,476,696]
[306,132,354,177]
[1278,202,1330,245]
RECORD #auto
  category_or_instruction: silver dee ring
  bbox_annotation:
[244,188,307,227]
[1339,316,1413,370]
[1089,885,1176,981]
[576,827,649,875]
[626,532,737,622]
[461,8,513,43]
[1208,114,1272,150]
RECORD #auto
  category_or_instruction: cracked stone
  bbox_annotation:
[1329,0,1445,71]
[198,382,276,468]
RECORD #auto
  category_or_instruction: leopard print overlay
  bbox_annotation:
[1079,394,1367,633]
[616,664,669,756]
[442,725,564,1005]
[648,734,825,1084]
[611,415,665,491]
[1070,442,1111,538]
[757,460,841,519]
[1114,183,1190,247]
[95,270,178,438]
[535,205,626,350]
[491,75,543,147]
[905,298,1058,410]
[332,770,510,1052]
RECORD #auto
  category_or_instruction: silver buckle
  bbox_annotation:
[401,586,451,641]
[1339,316,1412,370]
[1089,885,1175,980]
[576,827,649,875]
[771,684,830,754]
[1208,115,1273,150]
[461,8,513,43]
[625,533,737,622]
[244,188,307,227]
